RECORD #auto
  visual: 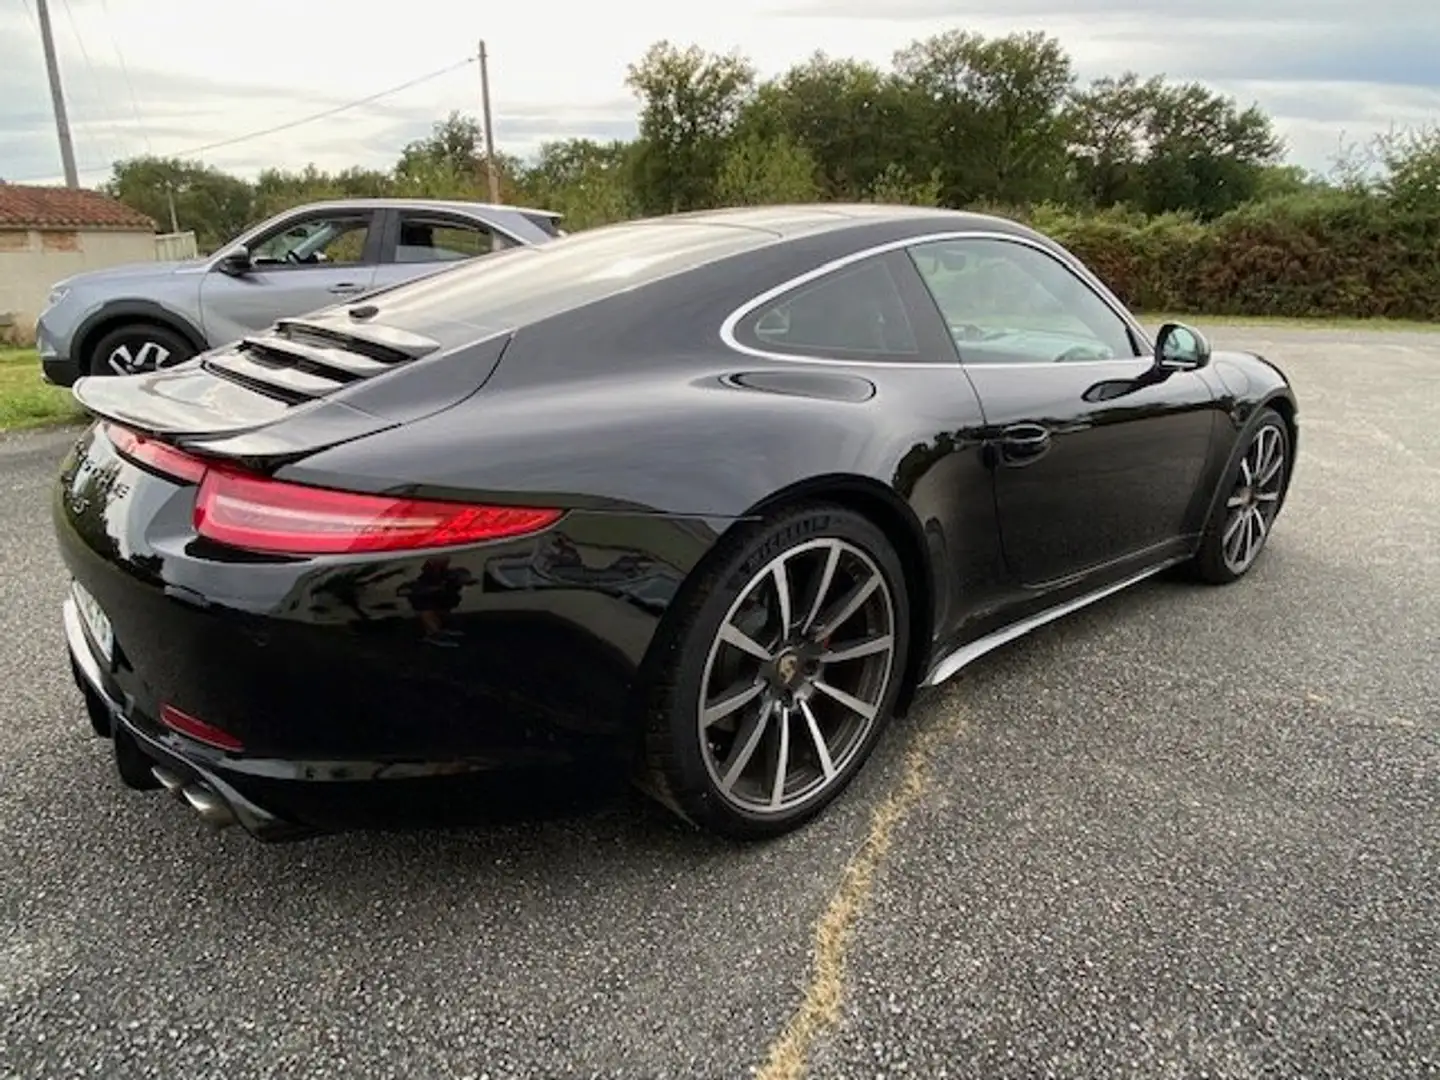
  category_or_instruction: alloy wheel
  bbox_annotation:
[1222,423,1286,575]
[697,537,897,815]
[106,340,173,375]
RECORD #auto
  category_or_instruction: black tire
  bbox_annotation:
[87,322,196,377]
[1189,407,1291,585]
[639,503,911,839]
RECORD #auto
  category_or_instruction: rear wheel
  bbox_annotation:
[1190,408,1291,584]
[88,322,195,376]
[640,504,909,839]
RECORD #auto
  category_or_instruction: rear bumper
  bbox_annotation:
[66,593,310,840]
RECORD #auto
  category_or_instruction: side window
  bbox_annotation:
[908,238,1140,365]
[737,254,919,361]
[394,215,515,264]
[251,213,373,267]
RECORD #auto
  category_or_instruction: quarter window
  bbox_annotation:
[909,238,1141,365]
[738,254,920,361]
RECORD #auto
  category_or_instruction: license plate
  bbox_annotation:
[72,581,114,663]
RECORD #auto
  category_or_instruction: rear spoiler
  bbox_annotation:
[73,317,513,467]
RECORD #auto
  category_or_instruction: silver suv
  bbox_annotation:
[37,197,562,385]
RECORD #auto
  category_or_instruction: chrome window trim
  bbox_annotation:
[718,229,1155,370]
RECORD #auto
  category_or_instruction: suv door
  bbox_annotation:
[907,235,1219,587]
[369,209,521,292]
[198,208,382,345]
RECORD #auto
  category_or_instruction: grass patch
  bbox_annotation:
[1141,312,1440,333]
[0,349,85,432]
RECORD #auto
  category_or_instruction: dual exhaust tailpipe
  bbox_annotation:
[151,766,237,830]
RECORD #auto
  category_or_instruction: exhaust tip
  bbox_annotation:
[181,785,238,829]
[152,766,238,829]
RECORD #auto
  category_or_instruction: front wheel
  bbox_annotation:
[640,504,910,839]
[1190,407,1291,584]
[88,322,195,376]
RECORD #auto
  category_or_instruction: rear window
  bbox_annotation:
[522,212,563,238]
[364,221,771,334]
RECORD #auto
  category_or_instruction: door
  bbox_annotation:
[199,208,381,345]
[368,209,521,292]
[907,235,1219,587]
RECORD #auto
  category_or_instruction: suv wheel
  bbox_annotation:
[89,323,195,376]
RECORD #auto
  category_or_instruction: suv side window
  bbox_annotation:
[394,215,516,264]
[250,212,374,267]
[908,237,1141,365]
[735,252,920,361]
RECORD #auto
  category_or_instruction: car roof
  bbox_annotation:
[645,203,1033,241]
[347,204,1054,352]
[286,197,561,220]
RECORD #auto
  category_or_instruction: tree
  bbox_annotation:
[892,30,1075,207]
[1378,126,1440,212]
[625,41,756,214]
[1138,81,1284,218]
[737,53,917,200]
[1064,72,1158,208]
[1065,73,1284,218]
[395,111,525,200]
[103,156,254,250]
[519,138,639,228]
[715,133,821,206]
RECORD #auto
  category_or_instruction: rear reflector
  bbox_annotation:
[159,703,245,752]
[105,423,207,484]
[193,469,563,555]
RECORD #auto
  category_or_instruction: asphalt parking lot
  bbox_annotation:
[2,324,1436,1079]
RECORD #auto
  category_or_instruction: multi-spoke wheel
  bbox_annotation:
[1191,407,1291,584]
[640,504,910,838]
[88,323,195,377]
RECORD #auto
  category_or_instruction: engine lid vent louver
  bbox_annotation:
[202,316,440,405]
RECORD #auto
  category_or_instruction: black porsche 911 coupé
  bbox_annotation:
[54,204,1297,841]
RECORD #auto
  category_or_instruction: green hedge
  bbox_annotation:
[1014,194,1440,321]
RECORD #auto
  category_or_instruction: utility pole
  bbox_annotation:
[478,39,500,204]
[35,0,80,188]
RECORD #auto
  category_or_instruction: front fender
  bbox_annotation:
[72,297,209,369]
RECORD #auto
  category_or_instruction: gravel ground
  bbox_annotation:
[2,325,1436,1079]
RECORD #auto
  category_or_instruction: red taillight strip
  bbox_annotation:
[103,422,562,556]
[193,469,562,554]
[159,703,245,752]
[104,422,207,483]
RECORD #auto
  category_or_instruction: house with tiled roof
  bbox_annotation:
[0,184,158,342]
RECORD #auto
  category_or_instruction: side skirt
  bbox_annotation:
[921,556,1185,688]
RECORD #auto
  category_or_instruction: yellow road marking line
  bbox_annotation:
[756,705,967,1080]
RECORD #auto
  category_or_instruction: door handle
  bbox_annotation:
[327,282,364,295]
[998,423,1052,465]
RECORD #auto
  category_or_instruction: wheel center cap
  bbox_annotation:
[775,651,802,687]
[1238,485,1253,506]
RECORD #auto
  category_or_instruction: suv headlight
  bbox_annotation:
[46,286,70,308]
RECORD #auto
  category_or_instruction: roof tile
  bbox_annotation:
[0,184,156,231]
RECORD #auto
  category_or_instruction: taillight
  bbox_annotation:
[103,422,561,555]
[105,422,207,483]
[193,469,562,555]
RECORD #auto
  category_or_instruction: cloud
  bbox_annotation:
[1,0,1434,186]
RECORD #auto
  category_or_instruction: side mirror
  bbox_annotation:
[216,245,252,276]
[1154,321,1211,371]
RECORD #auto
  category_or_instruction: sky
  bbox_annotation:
[1,0,1437,188]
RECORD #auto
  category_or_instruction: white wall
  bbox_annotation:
[0,228,157,340]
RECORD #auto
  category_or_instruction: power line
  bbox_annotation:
[98,0,150,156]
[9,54,477,184]
[57,0,130,172]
